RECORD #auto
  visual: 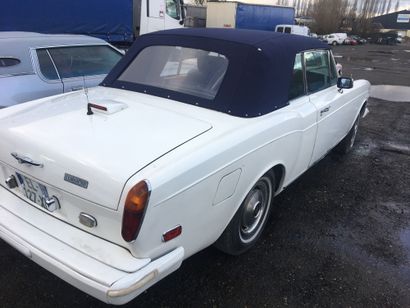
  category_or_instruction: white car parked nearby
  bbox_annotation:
[324,33,348,45]
[275,24,310,36]
[0,29,370,305]
[0,32,123,108]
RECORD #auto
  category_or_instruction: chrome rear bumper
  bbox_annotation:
[0,186,184,305]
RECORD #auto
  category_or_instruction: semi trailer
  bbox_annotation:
[0,0,185,45]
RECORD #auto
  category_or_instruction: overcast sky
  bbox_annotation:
[399,0,410,10]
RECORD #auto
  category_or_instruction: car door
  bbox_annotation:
[306,49,351,165]
[46,45,122,93]
[286,53,318,179]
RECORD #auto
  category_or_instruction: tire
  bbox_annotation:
[214,172,275,255]
[334,115,359,155]
[332,41,337,46]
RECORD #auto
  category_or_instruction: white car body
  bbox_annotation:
[0,29,370,305]
[0,32,123,108]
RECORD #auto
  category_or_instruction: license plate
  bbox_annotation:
[16,173,50,209]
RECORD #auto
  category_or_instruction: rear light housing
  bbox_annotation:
[121,180,151,242]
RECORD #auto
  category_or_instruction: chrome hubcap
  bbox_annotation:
[240,178,272,243]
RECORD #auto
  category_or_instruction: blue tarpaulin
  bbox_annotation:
[0,0,134,43]
[235,3,294,31]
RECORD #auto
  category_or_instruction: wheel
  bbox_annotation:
[334,115,359,155]
[214,172,275,255]
[332,41,337,46]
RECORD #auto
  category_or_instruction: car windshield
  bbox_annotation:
[118,45,229,100]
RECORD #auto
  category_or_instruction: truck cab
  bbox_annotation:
[138,0,185,35]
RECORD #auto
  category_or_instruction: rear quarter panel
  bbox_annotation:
[121,106,316,260]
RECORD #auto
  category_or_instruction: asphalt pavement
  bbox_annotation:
[1,42,410,308]
[332,42,410,87]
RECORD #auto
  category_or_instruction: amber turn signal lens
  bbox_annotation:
[162,225,182,242]
[121,180,150,242]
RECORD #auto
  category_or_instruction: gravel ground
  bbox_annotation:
[1,43,410,308]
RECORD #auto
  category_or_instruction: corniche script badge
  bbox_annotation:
[64,173,89,189]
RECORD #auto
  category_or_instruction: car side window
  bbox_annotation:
[47,45,122,79]
[304,50,332,93]
[36,49,59,80]
[285,27,291,34]
[289,53,305,100]
[166,0,180,20]
[277,26,283,33]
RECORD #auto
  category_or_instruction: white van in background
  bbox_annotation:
[324,33,347,45]
[275,24,310,36]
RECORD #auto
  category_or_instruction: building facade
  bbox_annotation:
[372,9,410,37]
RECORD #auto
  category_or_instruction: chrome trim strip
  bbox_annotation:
[45,49,62,80]
[0,72,35,78]
[0,56,20,59]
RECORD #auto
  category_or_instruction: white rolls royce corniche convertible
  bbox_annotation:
[0,28,370,304]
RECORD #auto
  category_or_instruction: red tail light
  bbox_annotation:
[121,180,151,242]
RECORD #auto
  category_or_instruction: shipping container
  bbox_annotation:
[206,1,295,31]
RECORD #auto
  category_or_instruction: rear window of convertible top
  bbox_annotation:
[118,45,229,100]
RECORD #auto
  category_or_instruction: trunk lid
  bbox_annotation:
[0,88,212,210]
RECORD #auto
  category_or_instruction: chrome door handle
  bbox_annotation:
[320,106,330,116]
[71,86,84,91]
[11,152,43,167]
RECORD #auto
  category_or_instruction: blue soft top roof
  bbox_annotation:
[103,28,328,117]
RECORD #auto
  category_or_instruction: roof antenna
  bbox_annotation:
[83,76,93,115]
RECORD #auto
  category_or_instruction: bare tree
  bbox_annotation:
[350,0,359,16]
[296,0,301,16]
[367,0,379,16]
[386,0,392,13]
[380,0,387,15]
[311,0,349,33]
[307,0,313,16]
[394,0,400,11]
[301,0,308,16]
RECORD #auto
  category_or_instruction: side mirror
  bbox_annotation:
[337,77,353,89]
